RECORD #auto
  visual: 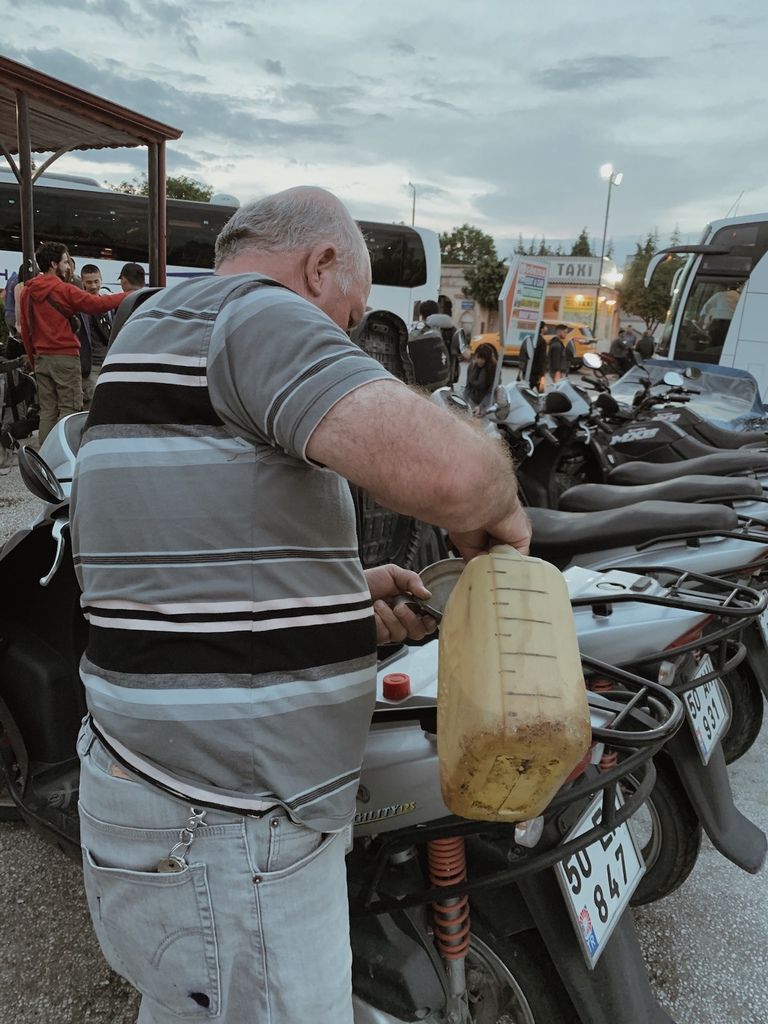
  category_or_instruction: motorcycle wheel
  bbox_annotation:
[0,779,22,822]
[625,760,702,906]
[719,662,764,765]
[461,927,573,1024]
[0,732,22,822]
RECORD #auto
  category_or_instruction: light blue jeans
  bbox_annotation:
[76,722,353,1024]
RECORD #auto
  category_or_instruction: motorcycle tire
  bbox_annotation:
[0,732,22,822]
[0,779,22,822]
[719,662,764,765]
[461,926,574,1024]
[625,760,702,906]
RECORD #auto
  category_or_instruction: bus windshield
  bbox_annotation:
[657,219,768,363]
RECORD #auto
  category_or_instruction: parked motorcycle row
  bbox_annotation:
[1,302,768,1023]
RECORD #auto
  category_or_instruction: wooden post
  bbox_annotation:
[15,91,35,279]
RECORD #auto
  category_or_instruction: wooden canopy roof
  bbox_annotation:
[0,54,183,285]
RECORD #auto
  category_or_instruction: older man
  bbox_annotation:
[71,186,529,1024]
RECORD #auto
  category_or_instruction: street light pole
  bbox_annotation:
[592,163,623,335]
[408,181,416,226]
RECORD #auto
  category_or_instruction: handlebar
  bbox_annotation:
[537,422,560,447]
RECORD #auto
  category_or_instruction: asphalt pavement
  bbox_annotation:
[0,447,766,1024]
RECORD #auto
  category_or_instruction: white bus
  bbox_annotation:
[647,212,768,397]
[0,170,440,323]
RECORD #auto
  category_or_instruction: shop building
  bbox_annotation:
[440,255,622,343]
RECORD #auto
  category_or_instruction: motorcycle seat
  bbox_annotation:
[689,419,768,450]
[559,474,763,512]
[528,501,738,569]
[607,450,768,485]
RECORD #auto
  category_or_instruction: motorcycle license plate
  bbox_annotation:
[684,654,729,765]
[555,793,644,969]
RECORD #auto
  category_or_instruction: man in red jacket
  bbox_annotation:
[19,242,126,443]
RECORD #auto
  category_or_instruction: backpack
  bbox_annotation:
[407,318,452,391]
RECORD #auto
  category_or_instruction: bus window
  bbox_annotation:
[359,222,427,288]
[167,202,233,268]
[674,277,746,364]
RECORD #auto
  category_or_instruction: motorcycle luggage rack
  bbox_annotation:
[571,566,765,689]
[576,565,766,692]
[354,660,683,916]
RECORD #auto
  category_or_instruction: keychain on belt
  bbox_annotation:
[156,807,207,873]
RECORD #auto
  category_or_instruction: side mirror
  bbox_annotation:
[543,392,573,415]
[663,371,685,387]
[582,352,603,370]
[684,366,702,380]
[491,385,511,420]
[18,446,65,504]
[594,392,620,417]
[448,393,470,411]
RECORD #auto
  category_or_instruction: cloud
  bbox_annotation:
[389,40,416,55]
[7,47,350,148]
[411,94,465,113]
[280,82,365,116]
[534,55,662,91]
[10,0,199,56]
[264,59,285,76]
[225,20,256,37]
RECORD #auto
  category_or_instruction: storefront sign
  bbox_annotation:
[499,258,550,355]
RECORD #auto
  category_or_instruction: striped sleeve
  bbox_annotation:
[206,288,394,460]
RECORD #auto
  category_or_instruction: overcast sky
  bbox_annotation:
[4,0,768,266]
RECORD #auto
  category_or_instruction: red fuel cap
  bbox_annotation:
[383,672,411,701]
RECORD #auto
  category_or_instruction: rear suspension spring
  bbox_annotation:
[427,837,470,960]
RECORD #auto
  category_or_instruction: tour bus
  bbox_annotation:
[0,170,440,324]
[646,211,768,398]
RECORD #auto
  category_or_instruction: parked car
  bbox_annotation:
[470,321,598,366]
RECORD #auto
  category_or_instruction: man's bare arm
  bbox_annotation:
[306,379,530,556]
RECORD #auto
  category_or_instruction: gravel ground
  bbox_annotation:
[0,449,766,1024]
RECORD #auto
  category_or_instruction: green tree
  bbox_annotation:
[111,173,215,202]
[463,255,508,316]
[617,230,683,333]
[570,228,593,256]
[440,224,497,264]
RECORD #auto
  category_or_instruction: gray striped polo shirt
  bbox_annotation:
[70,273,394,831]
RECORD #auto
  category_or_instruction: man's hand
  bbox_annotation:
[449,503,532,562]
[365,564,438,645]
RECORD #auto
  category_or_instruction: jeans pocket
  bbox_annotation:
[82,847,220,1018]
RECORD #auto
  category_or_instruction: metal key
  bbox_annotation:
[156,855,186,873]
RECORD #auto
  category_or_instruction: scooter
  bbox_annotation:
[435,380,768,769]
[0,425,684,1024]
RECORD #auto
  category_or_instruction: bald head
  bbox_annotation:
[214,186,370,292]
[214,186,371,331]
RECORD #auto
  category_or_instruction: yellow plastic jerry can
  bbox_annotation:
[438,545,591,822]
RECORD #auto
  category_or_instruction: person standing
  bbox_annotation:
[18,243,125,442]
[118,262,146,292]
[70,186,530,1024]
[635,329,655,360]
[548,323,570,383]
[528,321,549,391]
[77,264,114,408]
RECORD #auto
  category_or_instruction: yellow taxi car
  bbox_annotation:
[470,321,597,365]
